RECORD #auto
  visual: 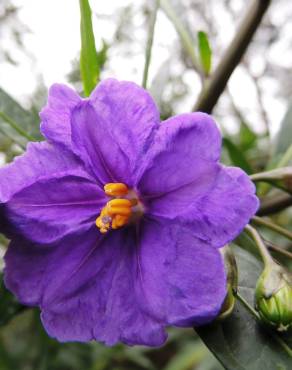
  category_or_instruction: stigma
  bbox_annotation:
[96,183,141,234]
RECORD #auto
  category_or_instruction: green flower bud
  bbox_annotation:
[217,246,238,320]
[255,262,292,331]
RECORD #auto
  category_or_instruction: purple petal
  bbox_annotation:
[136,217,227,327]
[70,79,160,185]
[5,226,166,345]
[4,227,100,307]
[5,218,226,345]
[40,84,80,148]
[40,228,166,346]
[137,113,221,196]
[148,166,259,248]
[0,141,104,243]
[0,142,84,203]
[3,172,105,243]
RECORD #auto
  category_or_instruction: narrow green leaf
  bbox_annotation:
[197,31,212,76]
[0,111,36,142]
[0,87,41,145]
[79,0,99,96]
[196,246,292,370]
[223,137,253,174]
[142,0,160,89]
[239,122,257,151]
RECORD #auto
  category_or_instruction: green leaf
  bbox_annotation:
[196,246,292,370]
[0,273,25,327]
[239,122,257,151]
[0,87,40,146]
[223,137,253,174]
[79,0,99,96]
[197,31,212,76]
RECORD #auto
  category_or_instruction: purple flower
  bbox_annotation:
[0,79,258,346]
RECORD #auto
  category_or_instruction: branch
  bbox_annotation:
[193,0,271,113]
[258,193,292,216]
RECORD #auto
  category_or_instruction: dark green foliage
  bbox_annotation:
[197,247,292,370]
[0,273,24,327]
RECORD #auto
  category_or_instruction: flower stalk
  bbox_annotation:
[244,224,273,266]
[217,246,238,320]
[252,215,292,241]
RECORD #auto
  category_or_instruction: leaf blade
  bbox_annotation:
[197,31,212,76]
[79,0,99,96]
[196,247,292,370]
[223,137,253,174]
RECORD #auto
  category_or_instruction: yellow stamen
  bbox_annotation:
[104,183,128,197]
[96,182,139,234]
[107,199,132,207]
[112,215,129,229]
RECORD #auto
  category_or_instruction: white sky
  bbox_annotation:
[0,0,288,137]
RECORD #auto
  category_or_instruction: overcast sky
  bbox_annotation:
[0,0,290,137]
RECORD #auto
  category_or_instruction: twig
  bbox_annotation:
[252,216,292,241]
[258,193,292,216]
[193,0,271,113]
[142,0,160,89]
[264,239,292,260]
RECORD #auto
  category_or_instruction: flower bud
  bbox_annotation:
[217,246,238,320]
[255,262,292,331]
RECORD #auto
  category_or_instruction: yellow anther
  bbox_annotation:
[96,183,140,234]
[107,199,132,208]
[104,183,128,197]
[112,215,129,229]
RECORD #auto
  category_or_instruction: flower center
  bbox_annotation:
[96,183,142,234]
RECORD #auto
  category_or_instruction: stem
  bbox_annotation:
[244,224,273,266]
[250,167,292,182]
[252,216,292,241]
[160,0,199,71]
[258,193,292,216]
[264,239,292,260]
[236,292,260,318]
[193,0,271,113]
[142,0,160,89]
[236,293,292,357]
[0,111,36,142]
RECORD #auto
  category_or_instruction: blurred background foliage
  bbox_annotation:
[0,0,291,369]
